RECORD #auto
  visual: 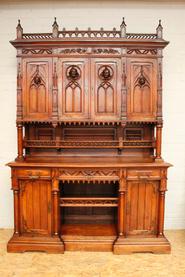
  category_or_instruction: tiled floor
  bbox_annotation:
[0,229,185,277]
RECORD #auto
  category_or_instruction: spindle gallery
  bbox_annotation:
[7,18,171,254]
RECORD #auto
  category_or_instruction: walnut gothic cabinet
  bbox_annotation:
[7,18,171,254]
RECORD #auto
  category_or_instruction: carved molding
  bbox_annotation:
[60,198,118,207]
[22,48,52,54]
[60,48,87,54]
[58,169,119,180]
[127,49,157,55]
[92,48,119,54]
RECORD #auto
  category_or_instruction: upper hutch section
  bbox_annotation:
[11,18,169,125]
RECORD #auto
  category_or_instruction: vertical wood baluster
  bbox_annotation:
[158,170,167,237]
[52,170,60,236]
[118,169,127,237]
[155,123,163,162]
[13,189,20,235]
[16,123,24,161]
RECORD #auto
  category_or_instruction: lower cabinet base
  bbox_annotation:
[62,236,117,252]
[7,234,64,254]
[7,234,171,254]
[113,235,171,254]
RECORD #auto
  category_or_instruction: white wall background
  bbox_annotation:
[0,0,185,229]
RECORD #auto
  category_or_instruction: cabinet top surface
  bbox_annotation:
[7,157,172,168]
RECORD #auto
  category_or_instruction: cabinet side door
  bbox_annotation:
[126,180,159,236]
[127,58,157,120]
[23,58,52,120]
[19,179,52,236]
[91,58,121,120]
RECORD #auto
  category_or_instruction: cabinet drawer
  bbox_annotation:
[127,169,160,180]
[16,168,51,178]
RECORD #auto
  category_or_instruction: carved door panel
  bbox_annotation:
[58,58,89,119]
[127,59,157,120]
[19,179,52,235]
[91,59,121,120]
[126,180,159,236]
[23,58,52,120]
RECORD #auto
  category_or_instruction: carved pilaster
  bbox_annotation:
[52,61,58,123]
[51,169,60,236]
[157,56,163,121]
[17,61,23,120]
[118,169,127,237]
[11,170,20,235]
[158,169,167,237]
[121,58,127,121]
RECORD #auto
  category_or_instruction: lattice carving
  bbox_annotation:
[127,49,157,55]
[60,48,87,54]
[60,198,118,207]
[22,48,52,54]
[59,169,119,179]
[92,48,119,54]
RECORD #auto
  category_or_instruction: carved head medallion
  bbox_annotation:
[98,65,113,81]
[67,65,81,81]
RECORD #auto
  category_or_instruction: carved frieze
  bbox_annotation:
[60,198,118,207]
[58,169,119,180]
[92,48,119,54]
[60,48,87,54]
[127,49,157,55]
[22,48,52,54]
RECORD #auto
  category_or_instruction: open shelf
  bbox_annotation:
[60,181,118,225]
[61,224,117,236]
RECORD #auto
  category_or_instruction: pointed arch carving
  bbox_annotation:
[97,65,114,113]
[65,65,82,113]
[132,65,152,114]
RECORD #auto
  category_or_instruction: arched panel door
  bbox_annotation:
[127,59,157,120]
[58,58,89,120]
[91,59,122,120]
[23,58,52,120]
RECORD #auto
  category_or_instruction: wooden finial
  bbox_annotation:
[156,19,163,39]
[120,17,127,38]
[52,17,59,38]
[16,19,23,39]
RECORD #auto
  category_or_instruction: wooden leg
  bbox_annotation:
[16,123,24,161]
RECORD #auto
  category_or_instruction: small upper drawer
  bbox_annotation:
[16,168,51,178]
[127,169,160,179]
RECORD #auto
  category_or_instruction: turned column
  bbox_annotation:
[52,169,60,236]
[155,123,163,162]
[16,123,24,161]
[118,169,127,237]
[158,169,167,237]
[12,169,20,235]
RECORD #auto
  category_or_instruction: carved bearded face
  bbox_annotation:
[68,66,80,80]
